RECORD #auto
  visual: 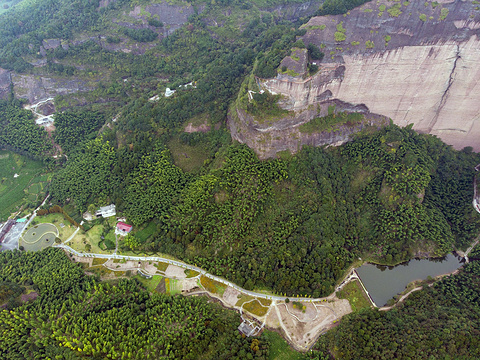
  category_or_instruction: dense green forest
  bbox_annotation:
[0,0,478,297]
[0,248,271,359]
[48,124,480,297]
[0,100,52,159]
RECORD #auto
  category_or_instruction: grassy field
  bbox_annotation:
[91,258,108,266]
[236,294,255,307]
[243,299,270,317]
[135,274,163,293]
[165,278,182,295]
[200,275,227,296]
[31,213,76,241]
[69,224,111,254]
[184,269,199,278]
[156,262,169,272]
[262,330,306,360]
[167,137,210,173]
[0,151,47,221]
[135,220,157,243]
[336,280,372,312]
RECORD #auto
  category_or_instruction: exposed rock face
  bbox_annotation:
[0,68,11,100]
[264,0,480,151]
[11,74,95,104]
[266,1,322,20]
[229,100,387,159]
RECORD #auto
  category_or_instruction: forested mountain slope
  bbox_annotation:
[1,0,480,358]
[0,0,478,297]
[0,248,270,359]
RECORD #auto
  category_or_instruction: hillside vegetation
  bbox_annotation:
[0,248,270,359]
[1,0,480,357]
[48,124,480,298]
[0,0,478,297]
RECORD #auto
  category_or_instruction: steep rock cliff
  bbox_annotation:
[229,98,388,159]
[261,0,480,151]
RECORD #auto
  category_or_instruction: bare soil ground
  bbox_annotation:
[72,255,92,266]
[222,286,241,307]
[182,278,199,292]
[164,264,186,279]
[21,292,38,302]
[285,301,318,322]
[141,261,158,274]
[266,299,351,351]
[104,259,139,270]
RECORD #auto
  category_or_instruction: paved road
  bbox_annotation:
[54,243,326,303]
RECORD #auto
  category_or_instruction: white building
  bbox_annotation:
[95,204,116,218]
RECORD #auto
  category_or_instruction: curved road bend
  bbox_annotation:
[54,244,330,303]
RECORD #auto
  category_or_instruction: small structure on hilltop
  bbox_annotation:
[95,204,116,218]
[116,222,132,236]
[165,87,176,97]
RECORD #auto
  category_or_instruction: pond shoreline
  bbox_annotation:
[355,253,463,307]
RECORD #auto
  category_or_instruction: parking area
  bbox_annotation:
[0,222,27,252]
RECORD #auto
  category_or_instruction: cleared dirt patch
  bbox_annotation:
[165,264,186,279]
[142,261,158,274]
[222,286,241,307]
[105,259,139,271]
[21,292,38,303]
[182,277,199,293]
[266,299,352,351]
[286,301,318,322]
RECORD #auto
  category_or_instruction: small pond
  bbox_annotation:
[356,253,463,307]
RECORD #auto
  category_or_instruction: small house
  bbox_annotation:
[95,204,116,218]
[116,222,132,235]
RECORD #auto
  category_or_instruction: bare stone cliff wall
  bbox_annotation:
[259,0,480,151]
[262,36,480,151]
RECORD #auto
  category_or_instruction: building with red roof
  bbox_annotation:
[116,222,132,235]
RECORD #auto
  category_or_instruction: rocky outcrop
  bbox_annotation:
[0,68,11,100]
[265,0,480,151]
[229,100,387,159]
[11,74,95,104]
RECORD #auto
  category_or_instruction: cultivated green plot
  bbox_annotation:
[135,274,163,293]
[0,151,47,221]
[165,278,182,295]
[263,330,305,360]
